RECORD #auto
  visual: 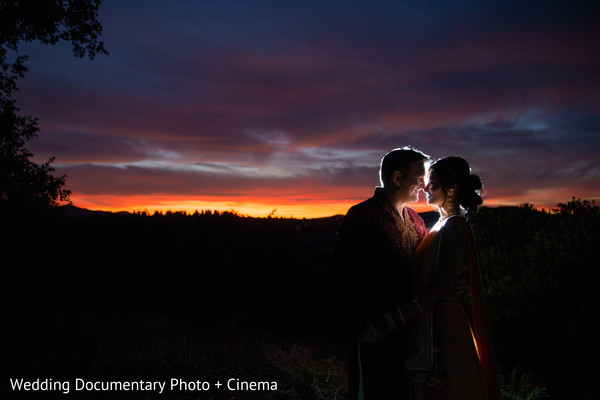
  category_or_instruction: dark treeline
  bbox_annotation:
[470,199,600,400]
[1,199,598,399]
[2,208,337,330]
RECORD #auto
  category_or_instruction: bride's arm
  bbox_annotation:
[363,218,468,338]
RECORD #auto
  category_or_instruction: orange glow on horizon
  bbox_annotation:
[70,194,360,218]
[68,191,438,218]
[63,191,573,219]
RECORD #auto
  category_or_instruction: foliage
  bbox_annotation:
[1,0,108,98]
[500,366,549,400]
[0,96,70,209]
[0,0,107,212]
[266,344,346,400]
[557,197,598,217]
[470,199,600,399]
[0,0,106,58]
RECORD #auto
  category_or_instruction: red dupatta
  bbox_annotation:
[405,219,501,400]
[466,223,501,400]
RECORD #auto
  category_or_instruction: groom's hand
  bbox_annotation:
[358,322,383,342]
[358,315,390,342]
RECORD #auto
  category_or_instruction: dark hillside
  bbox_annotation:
[1,201,598,399]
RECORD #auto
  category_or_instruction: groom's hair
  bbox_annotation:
[379,146,429,187]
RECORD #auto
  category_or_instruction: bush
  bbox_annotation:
[470,200,599,400]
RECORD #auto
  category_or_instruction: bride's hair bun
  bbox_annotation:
[469,174,483,192]
[430,157,484,213]
[462,174,483,212]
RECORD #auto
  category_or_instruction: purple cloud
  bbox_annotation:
[11,0,600,213]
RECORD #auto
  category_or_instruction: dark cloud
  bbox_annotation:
[59,161,363,201]
[29,130,150,163]
[12,0,600,213]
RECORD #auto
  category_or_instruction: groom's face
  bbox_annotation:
[395,161,426,203]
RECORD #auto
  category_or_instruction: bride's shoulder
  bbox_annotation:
[441,216,470,236]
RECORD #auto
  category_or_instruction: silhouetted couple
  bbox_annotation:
[334,146,500,400]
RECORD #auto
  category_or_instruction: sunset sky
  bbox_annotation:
[14,0,600,218]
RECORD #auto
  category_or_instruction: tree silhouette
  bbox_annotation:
[0,96,70,208]
[0,0,108,212]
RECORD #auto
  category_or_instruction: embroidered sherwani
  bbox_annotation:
[334,187,427,400]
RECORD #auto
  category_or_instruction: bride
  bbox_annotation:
[362,156,501,400]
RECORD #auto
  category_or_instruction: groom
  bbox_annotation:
[334,146,429,400]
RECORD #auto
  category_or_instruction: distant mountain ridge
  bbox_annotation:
[60,204,130,217]
[61,203,441,225]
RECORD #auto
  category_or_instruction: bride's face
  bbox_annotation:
[425,171,445,208]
